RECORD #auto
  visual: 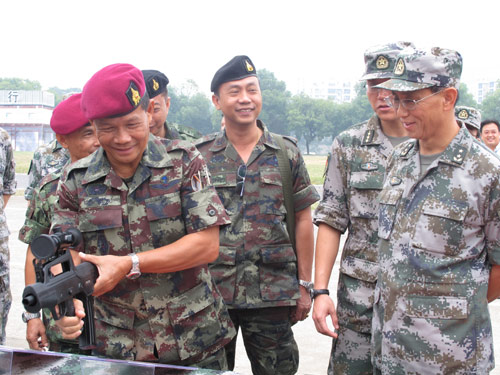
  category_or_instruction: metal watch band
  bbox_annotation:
[298,279,314,291]
[126,253,141,279]
[22,311,41,323]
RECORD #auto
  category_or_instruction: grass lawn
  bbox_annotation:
[303,154,327,185]
[14,151,33,174]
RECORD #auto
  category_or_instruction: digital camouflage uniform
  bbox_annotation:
[24,139,69,201]
[196,121,319,375]
[19,168,88,354]
[374,125,500,374]
[53,134,235,368]
[0,128,16,345]
[314,115,397,374]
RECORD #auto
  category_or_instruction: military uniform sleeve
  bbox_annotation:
[18,186,50,244]
[180,146,230,233]
[313,137,349,233]
[24,152,42,201]
[2,135,16,195]
[485,175,500,265]
[289,145,320,212]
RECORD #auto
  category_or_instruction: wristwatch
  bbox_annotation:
[298,279,314,292]
[22,311,41,323]
[310,289,330,300]
[126,253,141,279]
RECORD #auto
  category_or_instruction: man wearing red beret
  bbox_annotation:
[53,63,235,369]
[19,93,99,353]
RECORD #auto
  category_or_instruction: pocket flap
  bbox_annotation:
[340,256,379,282]
[422,198,468,222]
[213,246,237,265]
[260,245,296,264]
[378,188,402,206]
[350,171,384,190]
[167,283,215,322]
[78,207,123,232]
[407,295,468,319]
[146,193,181,221]
[212,173,236,188]
[260,169,282,186]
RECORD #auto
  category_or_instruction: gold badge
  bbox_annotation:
[458,109,469,120]
[245,60,254,72]
[152,78,159,91]
[376,55,389,70]
[130,87,141,106]
[394,58,405,76]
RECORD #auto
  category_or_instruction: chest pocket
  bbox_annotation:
[259,169,285,215]
[145,192,184,247]
[349,171,384,219]
[79,196,123,256]
[378,188,403,240]
[212,173,237,215]
[411,198,468,256]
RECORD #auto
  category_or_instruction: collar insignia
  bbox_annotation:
[390,176,402,186]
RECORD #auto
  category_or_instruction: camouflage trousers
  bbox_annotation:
[0,237,10,345]
[327,326,372,375]
[225,307,299,375]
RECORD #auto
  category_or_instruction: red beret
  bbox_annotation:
[81,63,146,120]
[50,93,89,135]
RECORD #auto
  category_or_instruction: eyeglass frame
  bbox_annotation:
[384,89,443,111]
[236,164,247,197]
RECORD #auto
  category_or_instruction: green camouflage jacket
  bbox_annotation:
[313,115,393,333]
[196,121,319,309]
[166,122,202,143]
[0,128,15,277]
[25,140,69,201]
[373,126,500,373]
[53,135,235,364]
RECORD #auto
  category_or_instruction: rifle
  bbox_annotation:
[22,228,98,350]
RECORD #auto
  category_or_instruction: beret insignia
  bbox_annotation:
[152,78,159,92]
[126,82,141,107]
[245,60,254,72]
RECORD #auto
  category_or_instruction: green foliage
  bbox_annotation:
[47,87,82,106]
[0,78,41,90]
[258,69,291,135]
[168,84,214,135]
[480,88,500,121]
[456,83,478,108]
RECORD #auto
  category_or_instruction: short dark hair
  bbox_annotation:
[480,119,500,133]
[140,91,150,111]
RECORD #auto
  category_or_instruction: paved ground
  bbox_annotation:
[4,193,500,374]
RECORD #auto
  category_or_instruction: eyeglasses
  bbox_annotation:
[236,164,247,197]
[384,90,443,111]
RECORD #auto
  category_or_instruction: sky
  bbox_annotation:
[1,0,499,97]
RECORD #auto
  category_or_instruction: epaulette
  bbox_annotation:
[282,135,298,146]
[452,146,466,164]
[194,132,218,147]
[361,129,375,145]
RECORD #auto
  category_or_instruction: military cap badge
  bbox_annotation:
[376,55,389,70]
[245,60,254,72]
[152,78,159,92]
[457,109,469,120]
[394,58,405,76]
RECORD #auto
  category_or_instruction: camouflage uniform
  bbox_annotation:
[19,169,88,354]
[196,121,319,375]
[166,122,202,142]
[0,128,16,345]
[314,115,398,374]
[24,139,69,201]
[53,134,235,368]
[374,126,500,373]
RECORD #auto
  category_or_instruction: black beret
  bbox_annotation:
[211,55,257,92]
[142,70,169,98]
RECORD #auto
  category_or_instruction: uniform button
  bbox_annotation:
[208,209,216,216]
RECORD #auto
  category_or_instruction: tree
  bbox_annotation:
[456,83,478,108]
[168,86,214,135]
[47,87,82,106]
[287,95,331,154]
[258,69,291,135]
[0,77,41,90]
[480,88,500,121]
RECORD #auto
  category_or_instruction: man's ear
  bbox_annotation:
[55,134,68,149]
[212,94,221,110]
[442,87,458,111]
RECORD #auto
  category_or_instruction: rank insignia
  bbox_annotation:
[390,176,402,186]
[394,58,405,76]
[362,130,374,145]
[245,60,254,72]
[152,78,159,92]
[361,162,378,171]
[376,55,389,70]
[399,142,414,157]
[457,109,469,120]
[126,82,141,107]
[452,146,466,164]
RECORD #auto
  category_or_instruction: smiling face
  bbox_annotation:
[93,105,151,177]
[57,123,100,162]
[212,76,262,128]
[366,78,398,122]
[481,123,500,151]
